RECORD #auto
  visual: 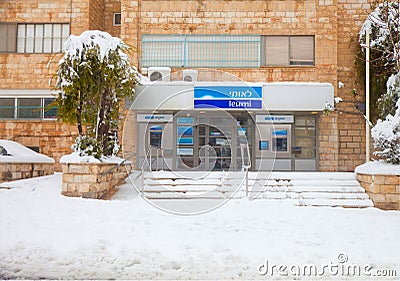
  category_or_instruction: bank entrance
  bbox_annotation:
[175,112,252,171]
[136,112,318,172]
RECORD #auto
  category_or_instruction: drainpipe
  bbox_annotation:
[365,29,370,163]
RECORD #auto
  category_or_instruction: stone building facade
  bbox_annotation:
[0,0,374,171]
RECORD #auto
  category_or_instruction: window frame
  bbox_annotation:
[0,97,57,120]
[113,13,122,26]
[263,35,315,67]
[0,23,17,53]
[141,34,261,68]
[141,34,315,68]
[0,22,70,54]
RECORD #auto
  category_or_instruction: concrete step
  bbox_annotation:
[139,171,373,208]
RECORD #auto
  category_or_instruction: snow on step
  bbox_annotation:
[143,191,226,200]
[259,185,366,193]
[258,192,370,200]
[298,199,374,208]
[139,171,373,208]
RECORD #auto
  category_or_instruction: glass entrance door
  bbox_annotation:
[174,112,253,171]
[198,125,231,171]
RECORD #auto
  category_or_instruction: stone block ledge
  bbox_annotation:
[355,171,400,211]
[61,162,132,199]
[0,163,54,183]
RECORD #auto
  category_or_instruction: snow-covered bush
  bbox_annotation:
[359,2,400,120]
[360,1,400,71]
[371,94,400,164]
[53,30,139,159]
[379,73,400,119]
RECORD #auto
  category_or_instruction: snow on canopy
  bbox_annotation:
[61,30,129,63]
[0,140,55,163]
[57,30,135,88]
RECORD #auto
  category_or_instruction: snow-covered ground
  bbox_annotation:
[0,174,399,280]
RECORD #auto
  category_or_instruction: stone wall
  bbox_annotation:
[89,0,105,31]
[121,0,340,171]
[123,0,338,88]
[0,162,54,183]
[0,0,379,172]
[105,0,121,37]
[61,162,132,199]
[336,0,373,171]
[0,121,78,172]
[0,0,119,90]
[356,172,400,210]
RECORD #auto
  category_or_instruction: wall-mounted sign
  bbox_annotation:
[137,114,173,123]
[256,115,294,123]
[177,117,194,125]
[194,86,262,109]
[177,148,194,156]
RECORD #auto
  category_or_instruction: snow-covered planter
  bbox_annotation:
[355,161,400,210]
[0,140,54,183]
[60,153,131,199]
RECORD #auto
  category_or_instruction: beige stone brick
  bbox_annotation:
[380,185,396,194]
[81,174,98,183]
[62,182,69,192]
[385,176,400,185]
[385,194,400,203]
[370,193,385,203]
[365,183,380,194]
[62,173,75,183]
[69,164,90,174]
[373,176,385,185]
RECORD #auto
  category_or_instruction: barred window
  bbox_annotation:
[141,34,314,68]
[141,34,261,68]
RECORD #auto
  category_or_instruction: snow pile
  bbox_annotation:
[0,140,54,163]
[371,81,400,164]
[0,174,400,279]
[355,161,400,175]
[59,152,125,164]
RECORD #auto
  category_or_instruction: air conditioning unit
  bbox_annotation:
[148,67,171,82]
[183,69,198,82]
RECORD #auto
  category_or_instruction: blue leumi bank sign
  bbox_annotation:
[194,86,263,109]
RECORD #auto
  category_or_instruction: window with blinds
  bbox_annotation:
[264,35,315,66]
[0,23,17,53]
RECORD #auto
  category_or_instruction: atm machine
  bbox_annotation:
[136,114,173,170]
[255,115,293,171]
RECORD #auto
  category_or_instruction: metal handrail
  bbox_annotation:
[143,146,165,171]
[240,143,251,197]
